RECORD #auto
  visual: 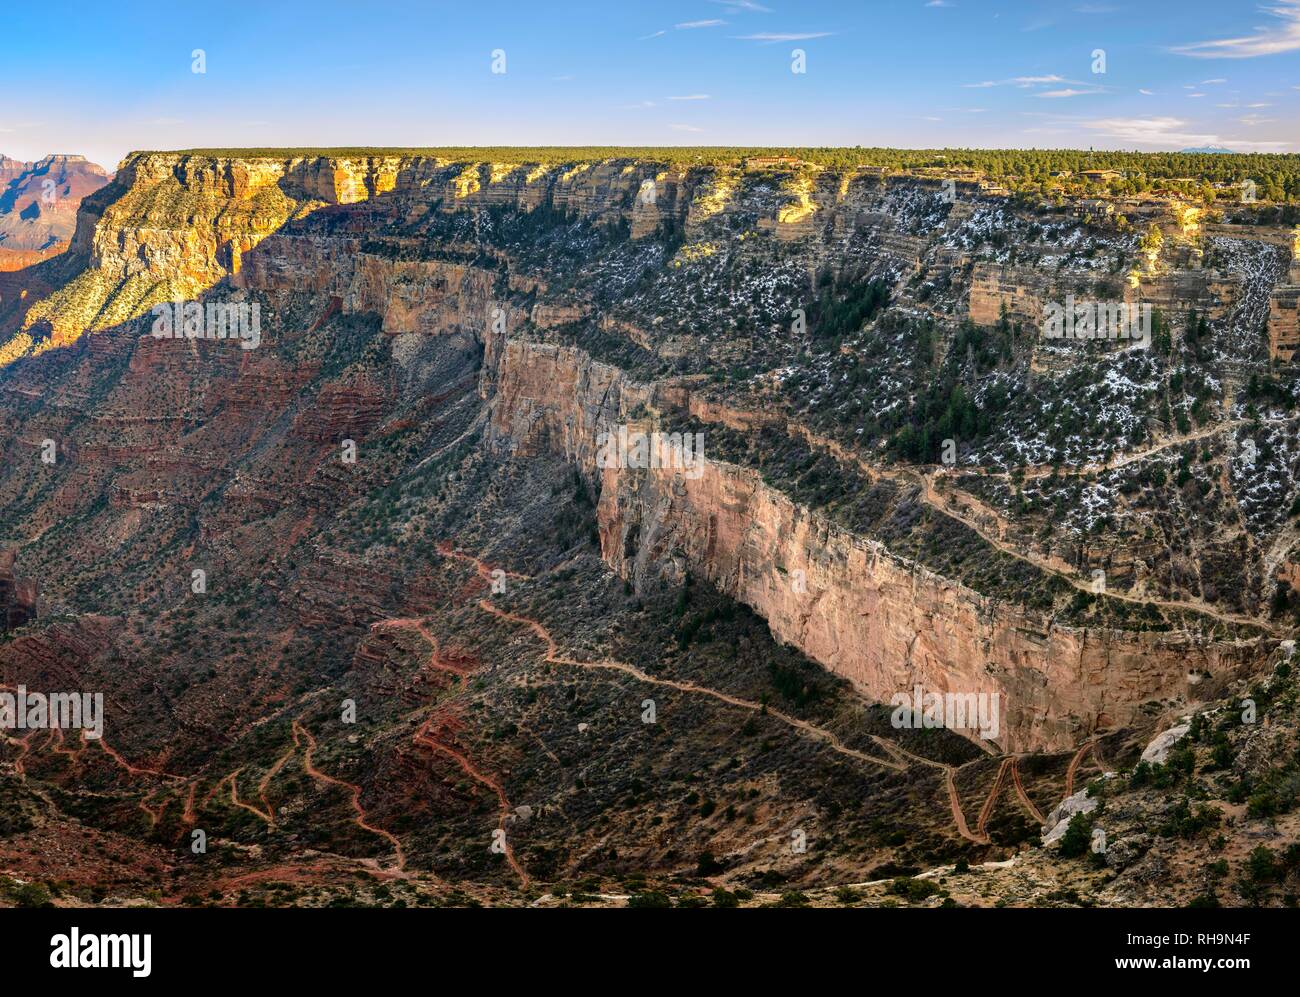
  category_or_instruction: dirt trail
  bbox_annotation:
[412,717,529,886]
[92,737,184,781]
[977,758,1012,837]
[1064,739,1103,799]
[292,720,406,871]
[215,768,275,826]
[1007,420,1245,481]
[257,742,298,824]
[377,605,529,885]
[437,541,532,583]
[478,598,906,775]
[865,735,989,844]
[1010,757,1047,824]
[371,617,472,677]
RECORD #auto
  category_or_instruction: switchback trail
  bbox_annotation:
[470,561,1058,848]
[292,720,406,872]
[1064,738,1108,798]
[1010,757,1047,824]
[377,607,529,886]
[412,716,529,886]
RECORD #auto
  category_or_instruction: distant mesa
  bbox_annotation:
[0,153,111,270]
[1179,146,1236,155]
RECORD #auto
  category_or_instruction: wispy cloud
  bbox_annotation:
[1035,88,1103,98]
[1173,0,1300,58]
[963,75,1080,88]
[711,0,772,11]
[737,31,834,42]
[668,94,712,101]
[670,123,705,132]
[676,19,725,29]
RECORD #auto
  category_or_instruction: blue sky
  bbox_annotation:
[3,0,1300,170]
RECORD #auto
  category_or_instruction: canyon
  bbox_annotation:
[0,150,1296,906]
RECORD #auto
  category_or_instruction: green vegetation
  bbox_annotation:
[154,147,1300,202]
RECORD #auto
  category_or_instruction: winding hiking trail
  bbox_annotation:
[477,598,907,775]
[1064,738,1110,798]
[412,716,529,886]
[214,768,274,826]
[257,742,298,824]
[371,617,472,678]
[977,758,1012,838]
[292,720,406,872]
[1010,757,1047,824]
[867,736,990,844]
[374,609,529,886]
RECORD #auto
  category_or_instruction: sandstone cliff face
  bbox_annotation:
[0,152,857,365]
[487,338,1264,752]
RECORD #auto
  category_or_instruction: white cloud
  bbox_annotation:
[1035,88,1102,98]
[1174,0,1300,58]
[676,19,725,29]
[668,94,712,101]
[1079,115,1290,150]
[737,31,834,41]
[670,123,705,132]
